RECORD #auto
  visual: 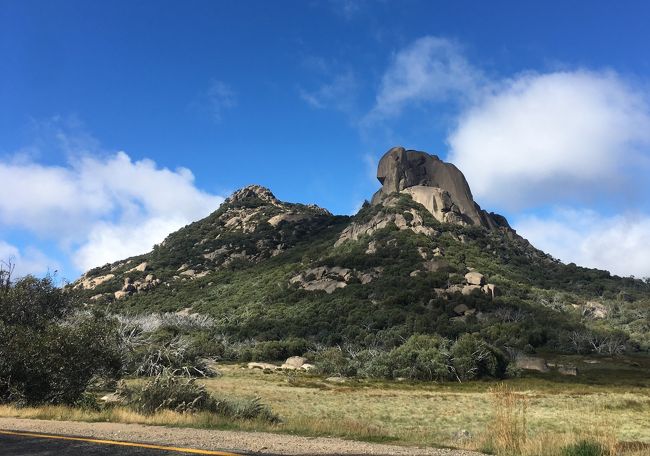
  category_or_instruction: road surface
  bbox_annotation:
[0,430,248,455]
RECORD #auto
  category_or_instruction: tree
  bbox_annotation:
[0,267,121,405]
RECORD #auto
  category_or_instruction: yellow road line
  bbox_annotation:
[0,429,241,455]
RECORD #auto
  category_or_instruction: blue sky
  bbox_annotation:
[2,0,650,280]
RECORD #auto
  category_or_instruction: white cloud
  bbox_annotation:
[0,151,224,273]
[515,209,650,278]
[0,241,59,278]
[365,36,484,122]
[360,36,650,276]
[74,215,191,272]
[448,71,650,208]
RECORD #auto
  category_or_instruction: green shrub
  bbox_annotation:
[313,347,357,377]
[0,275,121,405]
[386,334,452,381]
[561,440,606,456]
[450,333,506,381]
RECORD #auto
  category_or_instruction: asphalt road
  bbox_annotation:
[0,431,249,456]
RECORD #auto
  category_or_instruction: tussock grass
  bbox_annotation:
[479,384,619,456]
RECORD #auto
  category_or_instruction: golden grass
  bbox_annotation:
[1,363,649,455]
[477,383,623,456]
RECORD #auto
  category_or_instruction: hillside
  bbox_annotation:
[72,147,650,355]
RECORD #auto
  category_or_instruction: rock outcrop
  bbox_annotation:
[290,266,382,294]
[371,147,510,230]
[114,274,161,299]
[335,196,437,246]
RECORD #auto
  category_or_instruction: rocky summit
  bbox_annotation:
[72,146,649,355]
[372,146,510,230]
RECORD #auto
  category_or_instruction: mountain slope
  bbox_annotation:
[72,148,650,353]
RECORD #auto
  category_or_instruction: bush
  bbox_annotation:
[385,334,452,381]
[118,371,278,422]
[313,347,357,377]
[562,440,607,456]
[121,335,217,378]
[312,334,509,382]
[0,274,121,405]
[450,333,506,381]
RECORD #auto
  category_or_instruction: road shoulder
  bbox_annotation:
[0,417,484,455]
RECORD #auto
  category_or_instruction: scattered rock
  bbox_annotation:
[268,213,310,227]
[100,393,122,405]
[127,262,148,273]
[365,241,377,254]
[515,355,549,373]
[281,356,307,370]
[462,285,482,295]
[247,362,278,370]
[465,271,485,286]
[114,290,129,300]
[325,376,346,383]
[482,283,498,299]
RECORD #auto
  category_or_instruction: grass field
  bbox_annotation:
[1,354,649,455]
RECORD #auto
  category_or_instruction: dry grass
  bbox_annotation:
[478,383,622,456]
[1,361,649,455]
[199,365,650,450]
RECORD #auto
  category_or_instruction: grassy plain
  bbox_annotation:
[1,354,648,455]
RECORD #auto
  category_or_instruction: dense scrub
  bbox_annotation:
[75,191,650,362]
[312,333,508,381]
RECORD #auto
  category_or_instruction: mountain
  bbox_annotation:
[72,147,650,353]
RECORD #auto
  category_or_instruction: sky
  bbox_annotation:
[2,0,650,281]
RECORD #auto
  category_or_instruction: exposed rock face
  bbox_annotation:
[289,266,382,294]
[114,274,161,299]
[73,273,115,290]
[335,199,437,246]
[371,146,510,230]
[227,185,283,207]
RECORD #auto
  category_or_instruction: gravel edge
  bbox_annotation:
[0,417,485,455]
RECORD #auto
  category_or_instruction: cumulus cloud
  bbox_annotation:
[0,151,223,273]
[515,209,650,278]
[360,35,650,276]
[365,36,484,122]
[448,71,650,208]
